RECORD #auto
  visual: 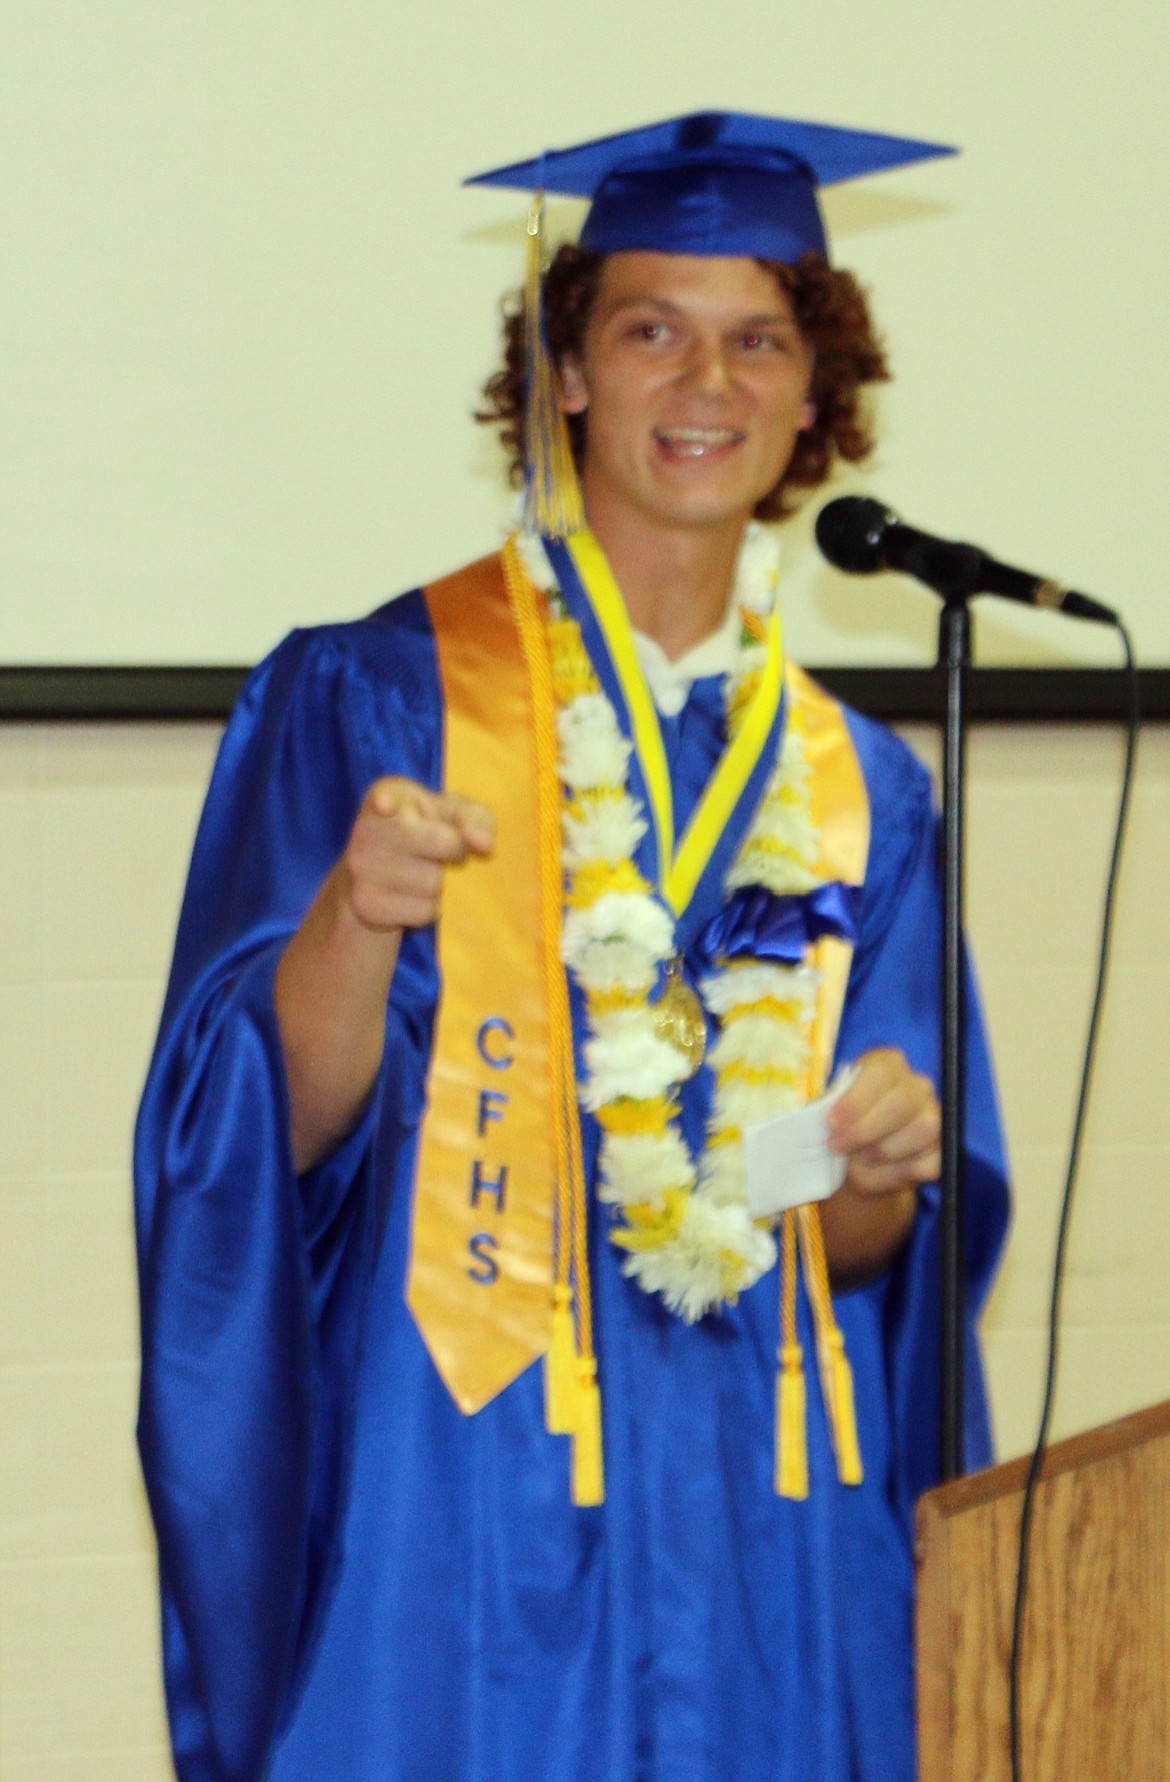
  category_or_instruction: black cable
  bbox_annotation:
[1007,619,1140,1782]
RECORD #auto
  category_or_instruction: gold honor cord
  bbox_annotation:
[501,540,603,1505]
[773,663,871,1498]
[566,532,784,917]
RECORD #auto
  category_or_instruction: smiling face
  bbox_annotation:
[559,253,816,537]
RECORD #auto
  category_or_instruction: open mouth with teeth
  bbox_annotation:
[653,426,745,460]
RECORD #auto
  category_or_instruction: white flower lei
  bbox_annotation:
[518,525,830,1323]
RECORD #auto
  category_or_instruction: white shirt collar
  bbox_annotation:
[632,599,742,717]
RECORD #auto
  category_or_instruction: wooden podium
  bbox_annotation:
[916,1399,1170,1780]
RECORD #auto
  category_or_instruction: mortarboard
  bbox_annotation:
[467,112,955,536]
[467,111,954,266]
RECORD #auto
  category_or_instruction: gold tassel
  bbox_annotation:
[776,1343,809,1501]
[544,1284,580,1436]
[828,1329,864,1486]
[570,1358,605,1507]
[797,1204,865,1490]
[774,1210,809,1498]
[522,195,585,540]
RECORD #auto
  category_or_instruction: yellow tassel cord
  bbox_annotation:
[522,197,586,541]
[545,1284,578,1436]
[828,1330,864,1487]
[770,967,863,1494]
[797,1204,864,1486]
[565,1074,605,1506]
[776,1210,809,1500]
[571,1357,605,1508]
[503,542,604,1504]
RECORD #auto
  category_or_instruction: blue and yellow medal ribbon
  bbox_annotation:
[564,530,785,917]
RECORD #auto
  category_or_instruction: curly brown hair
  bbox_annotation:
[477,243,890,519]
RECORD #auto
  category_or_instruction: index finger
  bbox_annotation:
[363,778,495,863]
[444,794,495,856]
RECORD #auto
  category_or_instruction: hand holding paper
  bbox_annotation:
[745,1046,942,1237]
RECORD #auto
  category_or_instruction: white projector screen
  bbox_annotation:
[2,1,1165,670]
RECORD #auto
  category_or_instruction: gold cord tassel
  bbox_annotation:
[775,1210,809,1499]
[522,196,585,540]
[544,1283,579,1435]
[798,1204,864,1488]
[827,1329,864,1485]
[776,1345,809,1501]
[571,1358,605,1507]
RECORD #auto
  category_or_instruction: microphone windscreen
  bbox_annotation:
[814,496,895,574]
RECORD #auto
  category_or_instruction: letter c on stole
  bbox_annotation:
[476,1017,515,1071]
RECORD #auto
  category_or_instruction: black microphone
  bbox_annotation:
[815,496,1116,626]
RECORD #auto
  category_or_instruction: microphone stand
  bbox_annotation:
[938,598,970,1482]
[813,494,1121,1486]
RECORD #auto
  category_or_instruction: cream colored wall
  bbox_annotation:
[0,725,219,1782]
[3,0,1168,670]
[2,717,1168,1775]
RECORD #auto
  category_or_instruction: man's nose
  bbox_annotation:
[683,335,733,396]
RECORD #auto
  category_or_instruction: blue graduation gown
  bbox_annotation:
[135,587,1009,1782]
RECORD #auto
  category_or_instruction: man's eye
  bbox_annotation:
[741,331,783,351]
[630,320,669,343]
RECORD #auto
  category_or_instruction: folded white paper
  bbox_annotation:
[744,1067,859,1223]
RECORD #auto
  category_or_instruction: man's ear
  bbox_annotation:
[559,358,589,415]
[799,399,817,431]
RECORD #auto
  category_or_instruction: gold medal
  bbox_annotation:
[653,956,707,1079]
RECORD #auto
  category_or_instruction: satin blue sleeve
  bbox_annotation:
[134,605,442,1782]
[836,712,1011,1514]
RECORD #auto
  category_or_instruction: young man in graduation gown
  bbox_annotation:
[135,113,1009,1782]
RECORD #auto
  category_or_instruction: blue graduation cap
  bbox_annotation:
[467,111,955,265]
